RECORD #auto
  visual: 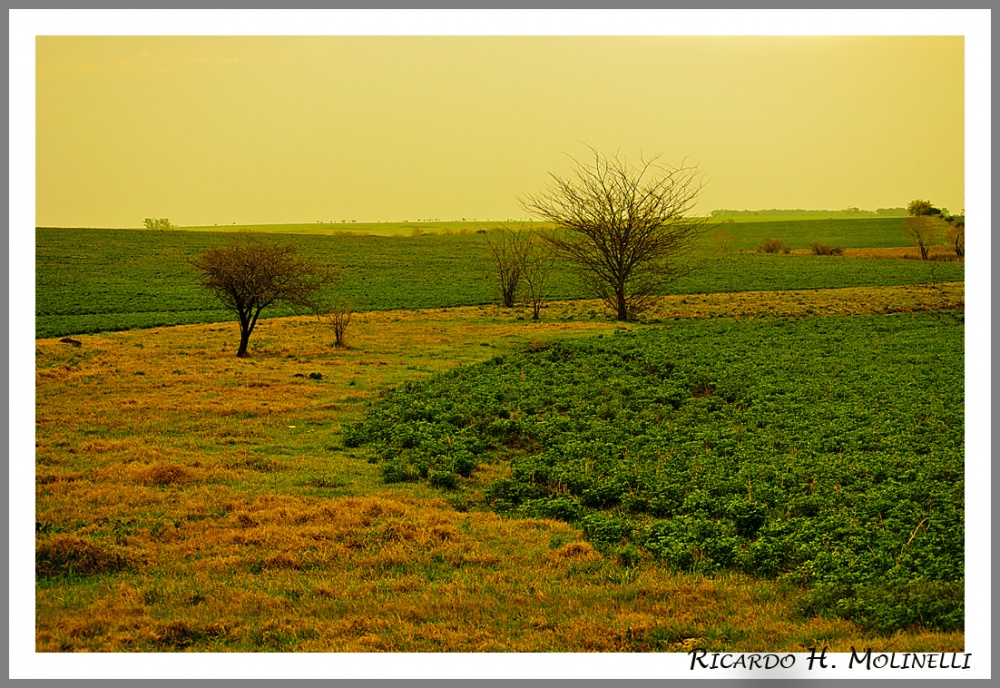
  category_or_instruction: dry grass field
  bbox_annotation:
[30,283,965,655]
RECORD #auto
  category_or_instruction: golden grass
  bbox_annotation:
[33,284,966,653]
[787,246,964,261]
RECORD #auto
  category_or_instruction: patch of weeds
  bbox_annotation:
[153,620,216,650]
[423,552,454,583]
[246,623,316,651]
[139,462,193,486]
[230,453,279,473]
[444,490,485,513]
[549,533,571,550]
[304,475,347,489]
[36,535,130,578]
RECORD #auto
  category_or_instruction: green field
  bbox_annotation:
[707,217,922,250]
[178,220,509,237]
[343,312,964,633]
[36,219,963,338]
[32,215,968,652]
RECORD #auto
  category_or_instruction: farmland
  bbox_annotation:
[30,217,968,654]
[36,219,963,338]
[344,313,965,634]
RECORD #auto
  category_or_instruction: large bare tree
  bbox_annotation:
[193,236,334,357]
[521,147,707,321]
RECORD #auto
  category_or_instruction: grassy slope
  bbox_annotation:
[34,286,964,652]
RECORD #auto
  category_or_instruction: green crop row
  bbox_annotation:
[35,224,963,338]
[342,312,965,633]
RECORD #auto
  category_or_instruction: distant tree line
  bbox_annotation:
[709,208,908,218]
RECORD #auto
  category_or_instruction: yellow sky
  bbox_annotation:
[35,34,965,227]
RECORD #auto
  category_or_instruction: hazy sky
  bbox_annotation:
[34,28,968,227]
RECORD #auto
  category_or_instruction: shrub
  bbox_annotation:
[520,496,581,522]
[759,237,791,254]
[381,461,418,484]
[428,469,459,490]
[809,242,844,256]
[727,499,767,537]
[451,451,477,477]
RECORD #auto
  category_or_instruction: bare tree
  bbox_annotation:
[902,215,942,261]
[193,236,334,357]
[323,297,354,349]
[521,234,556,320]
[521,147,708,321]
[944,218,965,259]
[712,227,734,252]
[484,225,531,307]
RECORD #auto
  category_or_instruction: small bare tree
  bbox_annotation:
[944,219,965,259]
[323,298,354,349]
[484,226,531,307]
[712,228,734,252]
[521,147,708,321]
[193,236,334,357]
[521,235,556,320]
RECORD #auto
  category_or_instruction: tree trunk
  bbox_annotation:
[236,328,251,358]
[616,290,629,321]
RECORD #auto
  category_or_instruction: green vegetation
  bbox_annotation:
[34,292,966,652]
[36,220,963,338]
[709,217,922,250]
[162,220,521,237]
[342,312,964,633]
[32,212,968,651]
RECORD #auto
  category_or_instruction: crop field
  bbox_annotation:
[29,216,970,656]
[708,217,921,251]
[179,220,513,237]
[344,312,964,635]
[36,219,963,338]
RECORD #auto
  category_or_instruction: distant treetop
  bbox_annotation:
[906,199,943,217]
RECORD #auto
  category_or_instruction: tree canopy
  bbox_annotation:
[521,147,707,321]
[907,199,942,217]
[193,237,334,357]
